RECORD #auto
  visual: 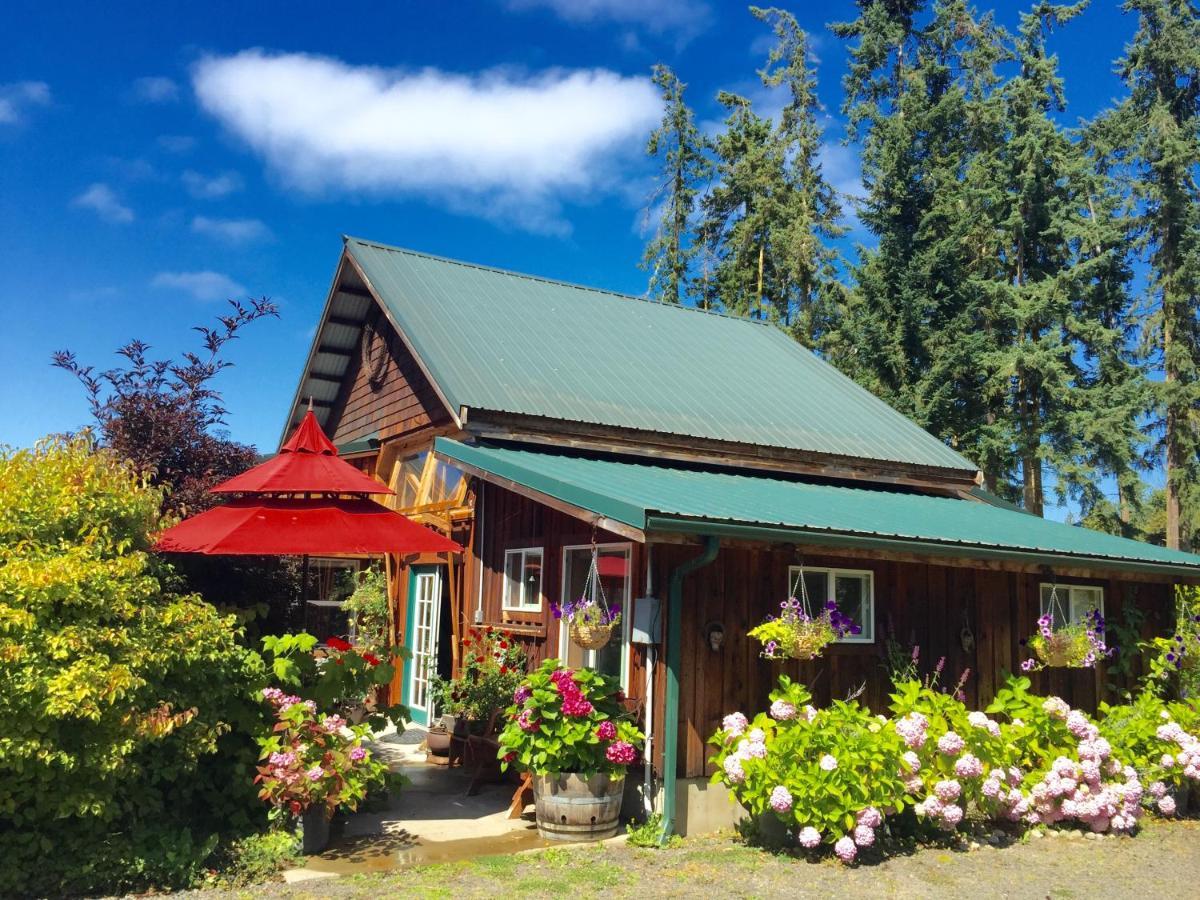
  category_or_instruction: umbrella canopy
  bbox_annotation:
[155,496,461,556]
[212,410,391,496]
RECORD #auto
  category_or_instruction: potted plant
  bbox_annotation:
[552,596,621,650]
[749,596,860,661]
[434,626,528,732]
[1021,608,1113,672]
[255,687,396,853]
[497,659,643,841]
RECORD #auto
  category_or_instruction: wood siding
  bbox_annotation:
[329,304,450,446]
[459,484,1176,781]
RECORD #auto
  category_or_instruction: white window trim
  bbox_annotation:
[1039,583,1105,626]
[502,547,544,612]
[787,565,875,644]
[559,543,633,690]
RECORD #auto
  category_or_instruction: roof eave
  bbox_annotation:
[644,514,1200,581]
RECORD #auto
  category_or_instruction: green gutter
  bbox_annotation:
[661,536,719,844]
[645,516,1200,581]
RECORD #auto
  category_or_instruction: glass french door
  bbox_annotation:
[558,544,632,690]
[405,566,442,726]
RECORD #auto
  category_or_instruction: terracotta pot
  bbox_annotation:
[425,726,452,756]
[532,772,624,841]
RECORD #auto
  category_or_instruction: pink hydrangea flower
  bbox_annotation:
[1067,711,1098,741]
[561,693,594,717]
[935,779,962,802]
[513,685,532,704]
[937,731,965,756]
[902,751,921,773]
[1043,696,1070,720]
[819,754,838,771]
[954,754,983,779]
[798,826,821,848]
[770,700,797,721]
[747,728,766,744]
[349,746,367,762]
[769,785,793,813]
[895,712,929,749]
[722,755,745,784]
[834,835,857,863]
[903,774,924,794]
[517,709,540,732]
[1148,780,1168,799]
[1161,754,1176,769]
[306,766,324,781]
[853,824,875,847]
[606,741,638,765]
[981,777,1002,799]
[596,720,617,741]
[803,705,819,722]
[857,807,882,828]
[722,712,748,738]
[941,804,964,826]
[1157,795,1177,816]
[323,715,346,733]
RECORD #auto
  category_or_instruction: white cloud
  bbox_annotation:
[505,0,710,36]
[151,270,246,301]
[132,76,179,103]
[182,169,243,198]
[192,51,661,234]
[191,215,272,243]
[0,81,50,124]
[71,183,134,223]
[158,134,196,153]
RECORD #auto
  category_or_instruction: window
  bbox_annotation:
[1039,584,1104,630]
[304,559,362,645]
[390,452,465,512]
[503,548,544,612]
[560,544,632,688]
[787,566,875,643]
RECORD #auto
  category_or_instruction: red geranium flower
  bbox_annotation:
[325,636,353,652]
[362,652,381,667]
[499,640,509,649]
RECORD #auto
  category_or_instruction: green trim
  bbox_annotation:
[644,516,1200,579]
[433,437,646,527]
[661,536,719,844]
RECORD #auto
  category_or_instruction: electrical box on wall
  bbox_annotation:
[631,596,661,645]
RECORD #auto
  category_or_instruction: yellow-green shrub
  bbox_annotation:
[0,436,266,895]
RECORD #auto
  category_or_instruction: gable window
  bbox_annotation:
[1039,583,1104,630]
[503,548,544,612]
[787,566,875,643]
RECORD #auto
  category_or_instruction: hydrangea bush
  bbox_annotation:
[254,688,394,817]
[707,674,1196,865]
[497,659,643,776]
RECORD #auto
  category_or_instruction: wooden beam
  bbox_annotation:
[335,285,373,300]
[306,372,343,385]
[317,343,354,357]
[327,314,364,328]
[464,410,980,494]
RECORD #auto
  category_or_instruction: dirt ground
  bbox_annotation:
[198,818,1200,900]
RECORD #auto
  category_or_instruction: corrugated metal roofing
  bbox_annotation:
[433,438,1200,576]
[345,237,977,474]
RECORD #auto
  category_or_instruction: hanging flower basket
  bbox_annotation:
[1021,607,1113,672]
[571,618,617,651]
[552,546,620,652]
[749,597,860,661]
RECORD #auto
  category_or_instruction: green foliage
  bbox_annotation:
[0,436,268,895]
[342,565,391,657]
[625,813,679,848]
[986,675,1079,775]
[709,677,909,845]
[206,828,300,888]
[430,625,527,721]
[497,660,643,777]
[260,631,410,732]
[1098,690,1200,798]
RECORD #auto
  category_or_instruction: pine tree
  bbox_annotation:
[642,65,711,305]
[697,8,843,334]
[829,0,1003,474]
[1106,0,1200,549]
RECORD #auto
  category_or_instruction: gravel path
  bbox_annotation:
[195,819,1200,899]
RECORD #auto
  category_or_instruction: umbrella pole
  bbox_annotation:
[301,554,310,633]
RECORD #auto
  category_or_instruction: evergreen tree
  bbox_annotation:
[1105,0,1200,549]
[697,7,844,335]
[642,65,711,305]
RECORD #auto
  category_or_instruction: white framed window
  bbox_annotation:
[1039,583,1104,630]
[787,565,875,643]
[559,543,633,690]
[503,548,544,612]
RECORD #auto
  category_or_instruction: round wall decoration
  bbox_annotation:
[361,321,389,390]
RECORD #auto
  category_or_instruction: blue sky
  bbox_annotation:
[0,0,1138,456]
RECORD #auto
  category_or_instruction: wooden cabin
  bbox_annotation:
[282,236,1200,834]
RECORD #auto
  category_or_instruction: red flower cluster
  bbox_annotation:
[605,740,637,765]
[325,636,353,652]
[552,668,595,717]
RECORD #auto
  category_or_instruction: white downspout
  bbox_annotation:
[474,481,485,623]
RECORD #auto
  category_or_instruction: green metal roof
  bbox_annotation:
[345,237,977,475]
[433,438,1200,578]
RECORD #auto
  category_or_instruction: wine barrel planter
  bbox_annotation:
[532,773,624,841]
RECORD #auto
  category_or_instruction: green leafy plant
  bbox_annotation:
[261,631,409,731]
[626,813,679,848]
[497,660,643,776]
[430,625,527,722]
[342,565,391,657]
[206,829,300,888]
[748,597,860,660]
[0,436,268,896]
[255,689,396,817]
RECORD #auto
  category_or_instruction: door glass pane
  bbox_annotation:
[1040,584,1068,629]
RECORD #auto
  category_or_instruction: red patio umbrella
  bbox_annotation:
[154,410,460,556]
